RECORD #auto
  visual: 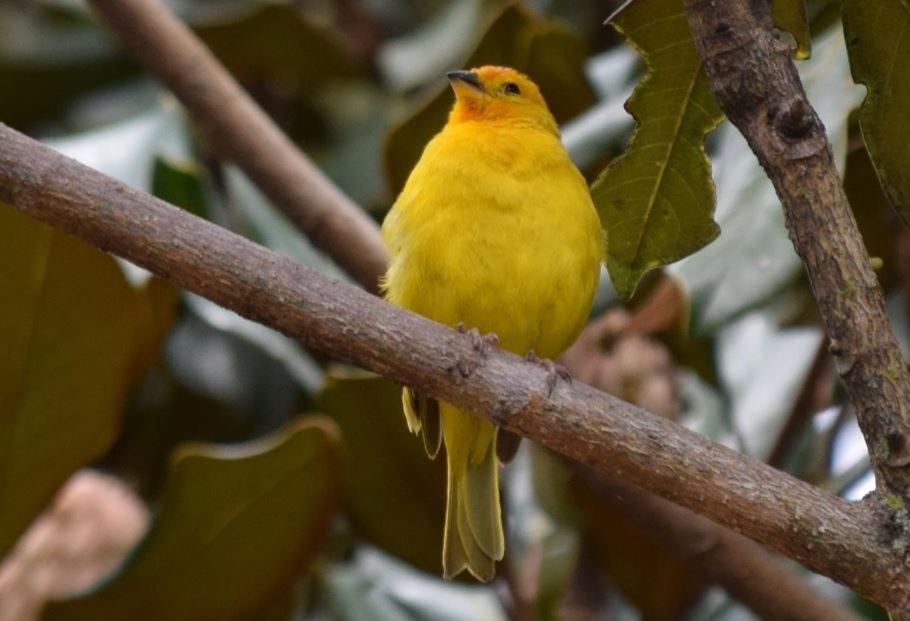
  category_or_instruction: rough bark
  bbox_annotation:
[85,0,388,292]
[0,123,904,606]
[684,0,910,499]
[685,0,910,612]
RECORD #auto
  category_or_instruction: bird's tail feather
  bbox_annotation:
[402,387,442,459]
[441,405,504,582]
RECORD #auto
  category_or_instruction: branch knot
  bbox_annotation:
[770,98,814,139]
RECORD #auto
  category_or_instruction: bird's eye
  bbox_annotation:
[503,82,521,95]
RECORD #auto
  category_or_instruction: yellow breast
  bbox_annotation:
[383,120,603,358]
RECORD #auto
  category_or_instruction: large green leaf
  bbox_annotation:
[315,370,447,574]
[43,418,340,621]
[0,205,173,557]
[592,0,724,299]
[383,2,595,194]
[843,0,910,224]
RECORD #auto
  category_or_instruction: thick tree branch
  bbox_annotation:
[85,0,387,292]
[574,465,862,621]
[1,124,905,607]
[684,1,910,507]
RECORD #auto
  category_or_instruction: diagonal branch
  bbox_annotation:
[561,314,857,619]
[767,339,832,469]
[86,0,388,292]
[572,464,863,621]
[0,123,904,607]
[684,0,910,506]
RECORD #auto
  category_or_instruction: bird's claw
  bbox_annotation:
[474,331,500,356]
[524,350,572,396]
[456,323,499,357]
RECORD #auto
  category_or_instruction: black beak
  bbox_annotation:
[446,70,484,92]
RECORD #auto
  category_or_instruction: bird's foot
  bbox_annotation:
[456,323,500,357]
[524,350,572,395]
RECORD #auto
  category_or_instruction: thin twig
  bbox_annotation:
[768,340,832,469]
[85,0,388,292]
[0,123,902,606]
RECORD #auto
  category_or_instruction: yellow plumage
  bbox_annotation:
[382,66,603,581]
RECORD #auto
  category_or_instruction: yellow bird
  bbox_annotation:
[381,66,603,581]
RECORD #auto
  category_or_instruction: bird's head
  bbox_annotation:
[445,66,558,134]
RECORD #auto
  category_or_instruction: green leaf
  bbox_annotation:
[194,4,362,91]
[151,156,208,218]
[773,0,812,60]
[315,370,447,574]
[843,0,910,224]
[44,418,341,621]
[850,594,890,621]
[592,0,724,299]
[129,276,180,382]
[383,3,595,195]
[0,204,171,557]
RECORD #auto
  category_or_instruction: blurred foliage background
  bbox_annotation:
[0,0,903,619]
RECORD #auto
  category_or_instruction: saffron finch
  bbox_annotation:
[382,66,603,581]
